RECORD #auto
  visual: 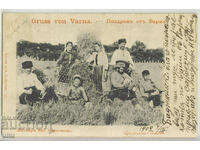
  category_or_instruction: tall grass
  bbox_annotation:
[17,98,163,126]
[17,56,164,126]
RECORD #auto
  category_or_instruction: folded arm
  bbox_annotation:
[111,73,124,88]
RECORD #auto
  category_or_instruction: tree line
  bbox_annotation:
[17,39,164,63]
[105,40,164,63]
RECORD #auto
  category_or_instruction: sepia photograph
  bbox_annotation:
[2,13,198,137]
[16,36,164,126]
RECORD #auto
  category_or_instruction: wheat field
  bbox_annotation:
[17,56,164,126]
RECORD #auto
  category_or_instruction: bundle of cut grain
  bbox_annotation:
[67,61,94,92]
[77,32,98,60]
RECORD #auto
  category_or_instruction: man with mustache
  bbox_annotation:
[17,61,45,106]
[109,60,136,100]
[17,61,58,106]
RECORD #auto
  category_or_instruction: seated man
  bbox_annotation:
[17,61,58,106]
[108,60,136,100]
[139,70,161,107]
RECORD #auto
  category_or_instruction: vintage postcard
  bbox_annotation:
[1,12,198,138]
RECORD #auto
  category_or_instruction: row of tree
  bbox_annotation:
[104,40,164,62]
[17,35,164,62]
[17,41,65,61]
[129,41,164,62]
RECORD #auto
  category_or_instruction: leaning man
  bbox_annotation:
[17,61,45,106]
[109,60,136,101]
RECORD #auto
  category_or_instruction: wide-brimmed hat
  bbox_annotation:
[115,60,129,68]
[22,61,33,69]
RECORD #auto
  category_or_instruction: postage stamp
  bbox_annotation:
[1,12,198,138]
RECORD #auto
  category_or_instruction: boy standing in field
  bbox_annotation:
[66,74,88,105]
[139,70,161,107]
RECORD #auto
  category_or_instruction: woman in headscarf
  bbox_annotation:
[86,41,109,94]
[57,41,77,83]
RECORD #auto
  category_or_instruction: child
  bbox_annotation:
[139,70,161,107]
[66,74,88,105]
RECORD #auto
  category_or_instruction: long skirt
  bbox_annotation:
[58,63,70,83]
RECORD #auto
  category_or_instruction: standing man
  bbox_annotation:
[110,38,134,74]
[86,41,109,94]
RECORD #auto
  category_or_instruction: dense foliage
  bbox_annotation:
[17,39,164,63]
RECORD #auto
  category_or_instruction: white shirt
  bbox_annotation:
[86,51,109,70]
[110,49,134,69]
[17,73,44,96]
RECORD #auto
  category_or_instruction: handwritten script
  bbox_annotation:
[162,14,198,134]
[136,14,198,135]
